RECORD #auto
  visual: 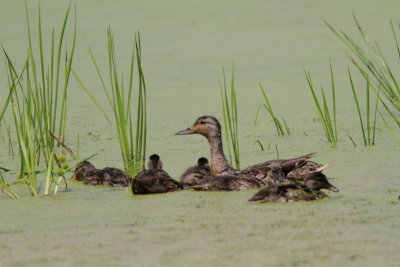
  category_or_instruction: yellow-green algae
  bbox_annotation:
[0,0,399,266]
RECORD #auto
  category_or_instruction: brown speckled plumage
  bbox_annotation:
[176,115,329,187]
[132,154,182,194]
[249,172,339,202]
[71,161,131,187]
[191,175,264,191]
[180,157,212,188]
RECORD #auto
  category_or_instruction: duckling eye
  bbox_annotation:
[200,121,206,125]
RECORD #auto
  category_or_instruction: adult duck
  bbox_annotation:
[71,161,131,187]
[249,172,339,202]
[132,154,182,194]
[176,115,328,185]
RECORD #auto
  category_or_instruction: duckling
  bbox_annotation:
[180,157,212,188]
[248,172,339,202]
[176,115,329,185]
[71,161,131,187]
[132,154,182,194]
[191,175,264,191]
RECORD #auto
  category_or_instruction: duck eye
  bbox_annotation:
[200,121,206,125]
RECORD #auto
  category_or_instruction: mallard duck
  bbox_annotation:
[132,154,182,194]
[248,172,339,202]
[176,115,328,185]
[71,161,131,187]
[180,157,211,188]
[191,175,264,191]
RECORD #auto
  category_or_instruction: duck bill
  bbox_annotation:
[327,184,339,192]
[70,175,77,180]
[175,128,195,135]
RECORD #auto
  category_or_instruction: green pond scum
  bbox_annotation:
[0,0,399,266]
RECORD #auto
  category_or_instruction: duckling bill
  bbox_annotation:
[249,172,339,202]
[132,154,182,194]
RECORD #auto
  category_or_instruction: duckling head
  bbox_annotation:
[148,154,163,170]
[175,115,221,140]
[197,157,209,168]
[71,161,96,181]
[304,172,339,192]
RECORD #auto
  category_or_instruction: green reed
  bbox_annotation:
[0,171,20,199]
[2,1,75,195]
[220,65,240,169]
[348,70,380,146]
[12,104,38,195]
[88,28,147,177]
[259,84,291,136]
[326,15,400,113]
[305,62,338,147]
[326,15,400,144]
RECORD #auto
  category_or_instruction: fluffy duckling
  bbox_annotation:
[71,161,131,187]
[191,175,264,191]
[176,115,329,185]
[180,157,211,188]
[132,154,182,194]
[249,172,339,202]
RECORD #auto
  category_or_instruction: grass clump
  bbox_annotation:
[220,65,240,169]
[2,1,76,196]
[88,28,147,177]
[326,15,400,112]
[259,84,291,136]
[305,62,338,147]
[326,14,400,145]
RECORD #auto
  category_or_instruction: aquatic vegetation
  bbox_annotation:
[1,2,76,196]
[348,71,380,146]
[219,65,240,169]
[259,84,291,136]
[326,15,400,113]
[88,29,147,177]
[305,62,338,147]
[44,151,70,195]
[326,15,400,145]
[0,170,19,199]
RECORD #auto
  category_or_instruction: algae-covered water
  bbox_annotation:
[1,0,399,266]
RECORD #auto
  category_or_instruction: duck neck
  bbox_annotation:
[207,134,232,175]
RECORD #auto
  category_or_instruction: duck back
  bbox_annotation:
[191,175,263,191]
[133,169,182,194]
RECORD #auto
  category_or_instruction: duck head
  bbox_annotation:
[175,115,222,140]
[197,157,210,168]
[148,154,163,170]
[71,161,96,181]
[304,172,339,192]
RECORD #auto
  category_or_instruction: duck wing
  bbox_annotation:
[240,153,325,184]
[242,153,316,172]
[191,175,263,191]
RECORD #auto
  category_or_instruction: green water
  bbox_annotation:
[0,0,399,266]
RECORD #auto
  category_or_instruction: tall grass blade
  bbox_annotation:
[219,65,240,169]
